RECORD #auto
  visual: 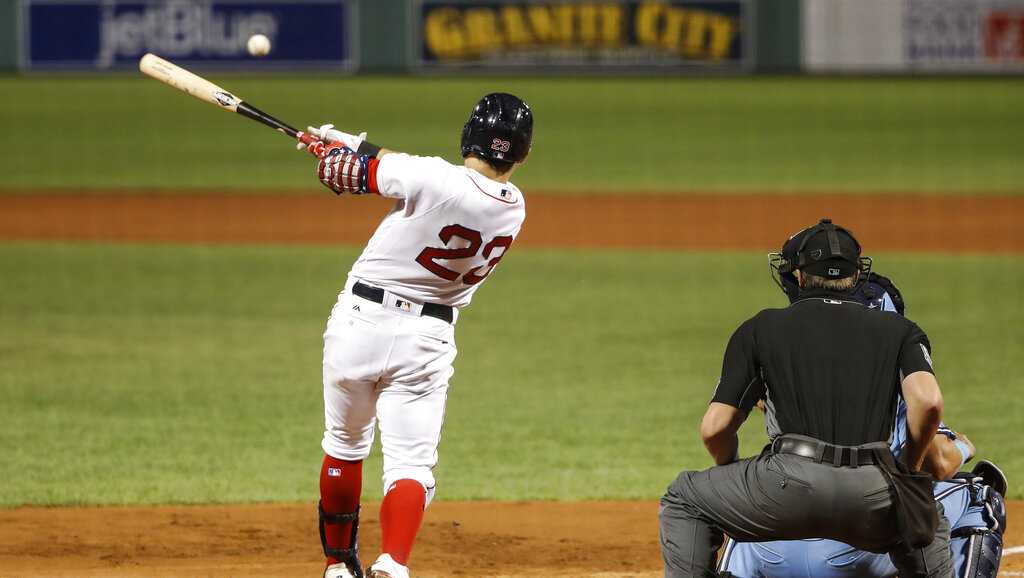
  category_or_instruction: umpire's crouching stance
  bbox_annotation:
[659,219,954,578]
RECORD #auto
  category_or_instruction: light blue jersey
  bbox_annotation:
[721,291,979,578]
[891,395,957,460]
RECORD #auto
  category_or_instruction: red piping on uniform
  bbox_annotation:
[467,175,517,204]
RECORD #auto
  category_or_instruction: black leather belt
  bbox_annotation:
[772,435,885,468]
[352,282,454,324]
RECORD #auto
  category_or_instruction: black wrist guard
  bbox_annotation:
[356,141,382,158]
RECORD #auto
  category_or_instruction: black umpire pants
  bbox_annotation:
[659,447,954,578]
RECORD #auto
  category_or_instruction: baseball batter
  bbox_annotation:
[299,93,534,578]
[716,262,1008,578]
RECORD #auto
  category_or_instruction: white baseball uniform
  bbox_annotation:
[321,152,525,501]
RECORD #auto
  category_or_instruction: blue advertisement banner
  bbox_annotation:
[23,0,355,70]
[417,0,750,69]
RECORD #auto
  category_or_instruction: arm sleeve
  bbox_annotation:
[898,321,935,378]
[371,153,456,208]
[711,317,765,413]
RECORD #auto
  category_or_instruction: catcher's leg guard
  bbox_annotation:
[319,501,363,578]
[952,471,1007,578]
[958,530,1002,578]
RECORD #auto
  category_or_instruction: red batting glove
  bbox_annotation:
[306,139,328,158]
[296,125,366,158]
[295,131,328,158]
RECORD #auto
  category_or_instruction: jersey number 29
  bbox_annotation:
[415,224,512,285]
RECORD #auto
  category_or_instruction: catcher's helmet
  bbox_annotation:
[769,218,872,302]
[849,271,906,315]
[461,93,533,165]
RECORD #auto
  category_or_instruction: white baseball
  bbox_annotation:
[247,34,271,57]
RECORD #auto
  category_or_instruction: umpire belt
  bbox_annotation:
[771,434,889,468]
[352,282,454,324]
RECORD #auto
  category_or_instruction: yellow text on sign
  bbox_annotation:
[423,2,739,60]
[425,4,628,59]
[635,3,738,59]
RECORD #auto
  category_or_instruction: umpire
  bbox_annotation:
[659,219,954,578]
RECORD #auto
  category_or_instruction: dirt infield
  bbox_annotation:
[2,191,1023,577]
[1,500,1023,577]
[1,191,1022,252]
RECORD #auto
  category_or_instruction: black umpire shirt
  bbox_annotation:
[711,288,936,446]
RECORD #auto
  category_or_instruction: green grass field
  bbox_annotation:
[2,242,1021,505]
[2,74,1021,508]
[1,76,1022,193]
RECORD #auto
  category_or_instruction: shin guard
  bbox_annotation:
[319,502,363,577]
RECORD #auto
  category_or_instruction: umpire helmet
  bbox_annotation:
[769,219,872,303]
[461,93,533,165]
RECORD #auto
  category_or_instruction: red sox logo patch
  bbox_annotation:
[491,138,511,153]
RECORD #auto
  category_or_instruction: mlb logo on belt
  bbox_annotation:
[395,299,412,312]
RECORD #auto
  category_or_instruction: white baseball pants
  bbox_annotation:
[321,284,456,502]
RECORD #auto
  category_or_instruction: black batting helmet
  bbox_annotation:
[461,93,533,164]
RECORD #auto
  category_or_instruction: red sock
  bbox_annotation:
[320,455,363,566]
[379,479,427,566]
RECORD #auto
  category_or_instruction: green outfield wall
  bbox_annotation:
[2,0,802,73]
[358,1,411,72]
[755,0,800,71]
[0,1,17,71]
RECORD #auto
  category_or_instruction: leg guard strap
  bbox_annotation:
[319,501,363,577]
[958,531,1002,578]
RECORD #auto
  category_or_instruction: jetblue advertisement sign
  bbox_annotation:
[23,0,355,70]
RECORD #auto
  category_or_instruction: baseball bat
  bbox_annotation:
[138,53,317,146]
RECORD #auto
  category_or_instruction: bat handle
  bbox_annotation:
[236,100,317,146]
[296,130,327,157]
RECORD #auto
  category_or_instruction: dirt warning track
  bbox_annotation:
[1,191,1022,252]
